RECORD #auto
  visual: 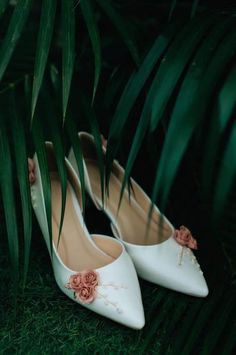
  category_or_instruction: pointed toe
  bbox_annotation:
[124,237,209,297]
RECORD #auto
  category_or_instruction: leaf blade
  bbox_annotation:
[9,88,32,286]
[105,22,179,184]
[96,0,140,65]
[32,116,52,254]
[0,0,33,82]
[62,0,75,120]
[151,23,236,209]
[0,116,19,291]
[31,0,57,120]
[80,0,101,103]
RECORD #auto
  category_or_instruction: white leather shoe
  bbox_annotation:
[28,143,145,329]
[68,132,209,297]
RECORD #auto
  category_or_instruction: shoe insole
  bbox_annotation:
[85,160,172,246]
[50,172,114,271]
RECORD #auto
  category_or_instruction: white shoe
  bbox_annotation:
[68,132,209,297]
[28,143,145,329]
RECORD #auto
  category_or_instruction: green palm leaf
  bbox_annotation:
[191,0,199,18]
[62,0,75,121]
[80,0,101,103]
[151,25,236,209]
[202,62,236,190]
[213,123,236,219]
[9,88,32,286]
[96,0,140,65]
[0,0,33,82]
[150,14,215,132]
[32,116,52,254]
[38,87,67,247]
[168,0,177,22]
[118,25,178,205]
[0,116,19,293]
[105,22,178,184]
[31,0,56,120]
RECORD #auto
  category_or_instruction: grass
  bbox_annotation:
[0,168,236,354]
[0,201,165,355]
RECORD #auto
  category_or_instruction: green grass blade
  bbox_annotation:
[0,0,33,81]
[159,299,188,353]
[96,0,140,65]
[32,116,52,254]
[150,14,216,132]
[31,0,57,121]
[65,117,86,214]
[201,292,236,355]
[105,23,178,183]
[9,89,32,286]
[173,298,204,353]
[139,294,175,354]
[151,27,236,210]
[0,118,19,291]
[223,314,236,355]
[62,0,75,121]
[80,0,101,103]
[191,0,199,18]
[213,123,236,219]
[181,285,225,353]
[168,0,177,22]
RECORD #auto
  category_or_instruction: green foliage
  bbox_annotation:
[0,0,236,353]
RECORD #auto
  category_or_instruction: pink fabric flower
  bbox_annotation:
[75,286,96,304]
[175,225,198,250]
[82,270,99,287]
[28,158,36,185]
[67,273,83,291]
[65,269,100,304]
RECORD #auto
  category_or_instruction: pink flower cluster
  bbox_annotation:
[65,270,99,304]
[175,225,198,250]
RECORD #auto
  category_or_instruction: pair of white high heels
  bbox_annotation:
[29,132,208,329]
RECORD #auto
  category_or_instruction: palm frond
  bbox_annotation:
[80,0,101,103]
[62,0,75,121]
[31,116,52,254]
[0,113,19,294]
[96,0,140,65]
[0,0,33,81]
[191,0,199,18]
[213,123,236,219]
[105,22,178,186]
[9,88,32,286]
[31,0,57,120]
[152,18,236,209]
